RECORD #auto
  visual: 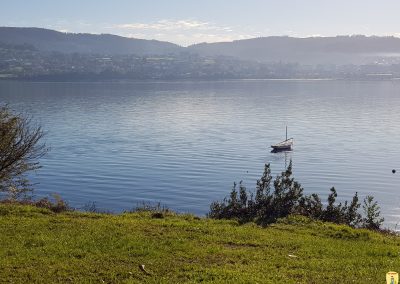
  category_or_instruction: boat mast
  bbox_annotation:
[286,126,287,141]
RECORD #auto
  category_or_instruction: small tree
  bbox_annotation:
[344,192,362,227]
[252,163,273,222]
[313,187,362,227]
[208,181,249,220]
[321,187,346,223]
[265,161,303,224]
[0,106,47,198]
[362,195,384,230]
[297,193,323,219]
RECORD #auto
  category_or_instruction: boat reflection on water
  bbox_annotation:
[270,138,293,153]
[270,148,292,170]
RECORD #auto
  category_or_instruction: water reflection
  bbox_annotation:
[1,80,400,228]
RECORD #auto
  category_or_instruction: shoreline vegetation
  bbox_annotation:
[1,162,386,231]
[209,162,385,231]
[3,77,400,83]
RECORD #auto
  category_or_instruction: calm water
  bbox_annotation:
[1,80,400,227]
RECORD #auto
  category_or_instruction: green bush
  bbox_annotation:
[209,162,383,230]
[362,195,384,230]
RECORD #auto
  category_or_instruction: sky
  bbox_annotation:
[1,0,400,46]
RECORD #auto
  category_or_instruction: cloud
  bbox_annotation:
[111,19,260,46]
[306,34,323,38]
[32,18,263,46]
[43,19,95,34]
[116,20,227,32]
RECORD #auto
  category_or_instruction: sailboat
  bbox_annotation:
[271,126,293,151]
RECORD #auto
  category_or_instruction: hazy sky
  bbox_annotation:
[1,0,400,46]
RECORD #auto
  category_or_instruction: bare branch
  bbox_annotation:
[0,105,48,195]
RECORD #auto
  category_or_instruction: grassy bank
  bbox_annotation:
[0,204,399,283]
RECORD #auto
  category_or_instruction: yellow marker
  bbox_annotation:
[387,272,399,284]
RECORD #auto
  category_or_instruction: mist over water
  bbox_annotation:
[1,80,400,227]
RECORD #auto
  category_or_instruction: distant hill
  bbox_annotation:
[0,27,183,55]
[0,27,400,65]
[188,35,400,64]
[3,27,400,64]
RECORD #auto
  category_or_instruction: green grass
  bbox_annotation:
[0,204,399,283]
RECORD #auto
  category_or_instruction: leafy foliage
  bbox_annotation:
[209,162,383,230]
[307,187,362,227]
[362,195,384,230]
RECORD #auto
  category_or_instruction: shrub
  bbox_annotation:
[255,162,303,225]
[362,195,384,230]
[209,162,304,225]
[344,192,362,227]
[209,162,382,230]
[209,181,251,222]
[129,202,173,218]
[297,193,323,219]
[0,194,71,213]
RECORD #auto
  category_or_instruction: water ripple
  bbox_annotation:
[1,80,400,227]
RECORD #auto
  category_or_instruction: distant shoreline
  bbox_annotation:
[2,77,400,84]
